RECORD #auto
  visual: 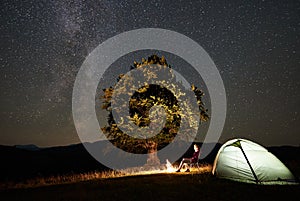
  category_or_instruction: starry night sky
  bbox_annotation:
[1,0,299,147]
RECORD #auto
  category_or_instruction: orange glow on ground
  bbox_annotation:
[120,160,212,175]
[1,163,212,189]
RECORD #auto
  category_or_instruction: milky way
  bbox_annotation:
[0,0,299,146]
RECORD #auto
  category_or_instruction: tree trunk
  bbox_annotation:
[145,141,160,168]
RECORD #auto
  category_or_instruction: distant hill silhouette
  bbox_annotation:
[0,142,108,182]
[0,141,299,182]
[14,144,40,151]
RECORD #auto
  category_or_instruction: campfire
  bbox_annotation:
[165,159,177,172]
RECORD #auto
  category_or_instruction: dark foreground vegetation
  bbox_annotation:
[0,172,299,201]
[0,142,299,201]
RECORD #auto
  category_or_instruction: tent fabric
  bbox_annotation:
[212,138,298,185]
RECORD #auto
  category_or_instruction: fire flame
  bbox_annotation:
[166,159,176,172]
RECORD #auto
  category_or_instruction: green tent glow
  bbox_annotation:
[212,138,298,185]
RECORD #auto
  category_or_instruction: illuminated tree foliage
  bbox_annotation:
[101,55,208,165]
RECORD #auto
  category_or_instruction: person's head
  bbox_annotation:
[193,144,199,151]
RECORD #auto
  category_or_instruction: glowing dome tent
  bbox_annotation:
[212,138,298,185]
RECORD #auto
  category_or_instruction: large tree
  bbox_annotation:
[101,55,208,166]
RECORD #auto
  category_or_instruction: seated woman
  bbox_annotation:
[176,144,200,172]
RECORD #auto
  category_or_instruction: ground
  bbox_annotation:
[0,171,299,201]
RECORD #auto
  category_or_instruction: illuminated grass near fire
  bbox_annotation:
[0,164,212,189]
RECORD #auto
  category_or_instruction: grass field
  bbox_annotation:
[0,166,299,201]
[1,145,299,201]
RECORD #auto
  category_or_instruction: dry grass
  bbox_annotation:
[1,167,299,201]
[0,170,124,189]
[0,164,212,190]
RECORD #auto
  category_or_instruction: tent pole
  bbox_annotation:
[239,146,259,183]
